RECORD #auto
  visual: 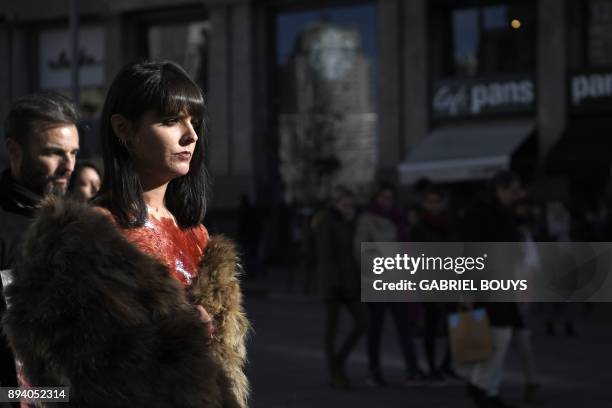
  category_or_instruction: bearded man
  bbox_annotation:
[0,92,79,399]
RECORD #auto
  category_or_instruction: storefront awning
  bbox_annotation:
[398,119,535,184]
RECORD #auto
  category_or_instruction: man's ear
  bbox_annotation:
[6,138,23,175]
[110,114,133,147]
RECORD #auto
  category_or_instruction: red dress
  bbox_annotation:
[120,216,209,286]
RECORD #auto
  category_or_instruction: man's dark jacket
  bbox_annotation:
[0,169,42,393]
[314,207,360,300]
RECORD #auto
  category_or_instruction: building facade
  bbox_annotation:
[0,0,609,210]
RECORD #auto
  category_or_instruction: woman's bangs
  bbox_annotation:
[157,74,205,124]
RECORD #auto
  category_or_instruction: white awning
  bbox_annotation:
[398,119,534,184]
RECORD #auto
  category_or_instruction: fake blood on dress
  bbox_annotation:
[121,216,209,286]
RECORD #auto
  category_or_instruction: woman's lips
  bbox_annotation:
[174,152,192,161]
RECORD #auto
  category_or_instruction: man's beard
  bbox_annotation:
[19,158,69,197]
[44,181,68,197]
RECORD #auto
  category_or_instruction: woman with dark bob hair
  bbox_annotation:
[3,61,250,408]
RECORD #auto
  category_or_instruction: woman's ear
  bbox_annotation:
[110,114,133,147]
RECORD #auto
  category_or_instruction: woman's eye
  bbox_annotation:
[191,121,201,128]
[162,118,180,126]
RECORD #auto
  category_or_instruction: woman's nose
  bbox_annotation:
[180,121,198,145]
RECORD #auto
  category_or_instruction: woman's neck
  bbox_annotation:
[141,179,168,211]
[138,172,177,223]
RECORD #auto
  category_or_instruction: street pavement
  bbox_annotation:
[244,290,612,408]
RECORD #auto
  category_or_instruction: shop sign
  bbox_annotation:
[431,76,535,120]
[570,71,612,113]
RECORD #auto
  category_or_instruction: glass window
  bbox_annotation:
[38,26,106,119]
[483,5,508,30]
[442,2,536,77]
[275,4,378,203]
[452,8,480,76]
[147,21,210,90]
[587,0,612,67]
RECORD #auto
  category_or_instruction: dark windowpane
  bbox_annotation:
[147,21,210,90]
[446,2,535,77]
[453,8,479,76]
[483,5,508,31]
[588,0,612,67]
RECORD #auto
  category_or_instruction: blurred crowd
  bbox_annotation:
[244,170,609,408]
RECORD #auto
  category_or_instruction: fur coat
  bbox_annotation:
[2,198,250,407]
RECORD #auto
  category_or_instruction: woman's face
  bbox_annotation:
[74,167,101,200]
[128,111,199,185]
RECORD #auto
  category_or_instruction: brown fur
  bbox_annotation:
[189,237,251,408]
[2,197,249,407]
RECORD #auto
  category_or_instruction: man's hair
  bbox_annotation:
[4,92,79,145]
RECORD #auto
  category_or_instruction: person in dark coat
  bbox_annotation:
[462,171,525,408]
[0,92,80,404]
[410,185,460,382]
[314,186,367,389]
